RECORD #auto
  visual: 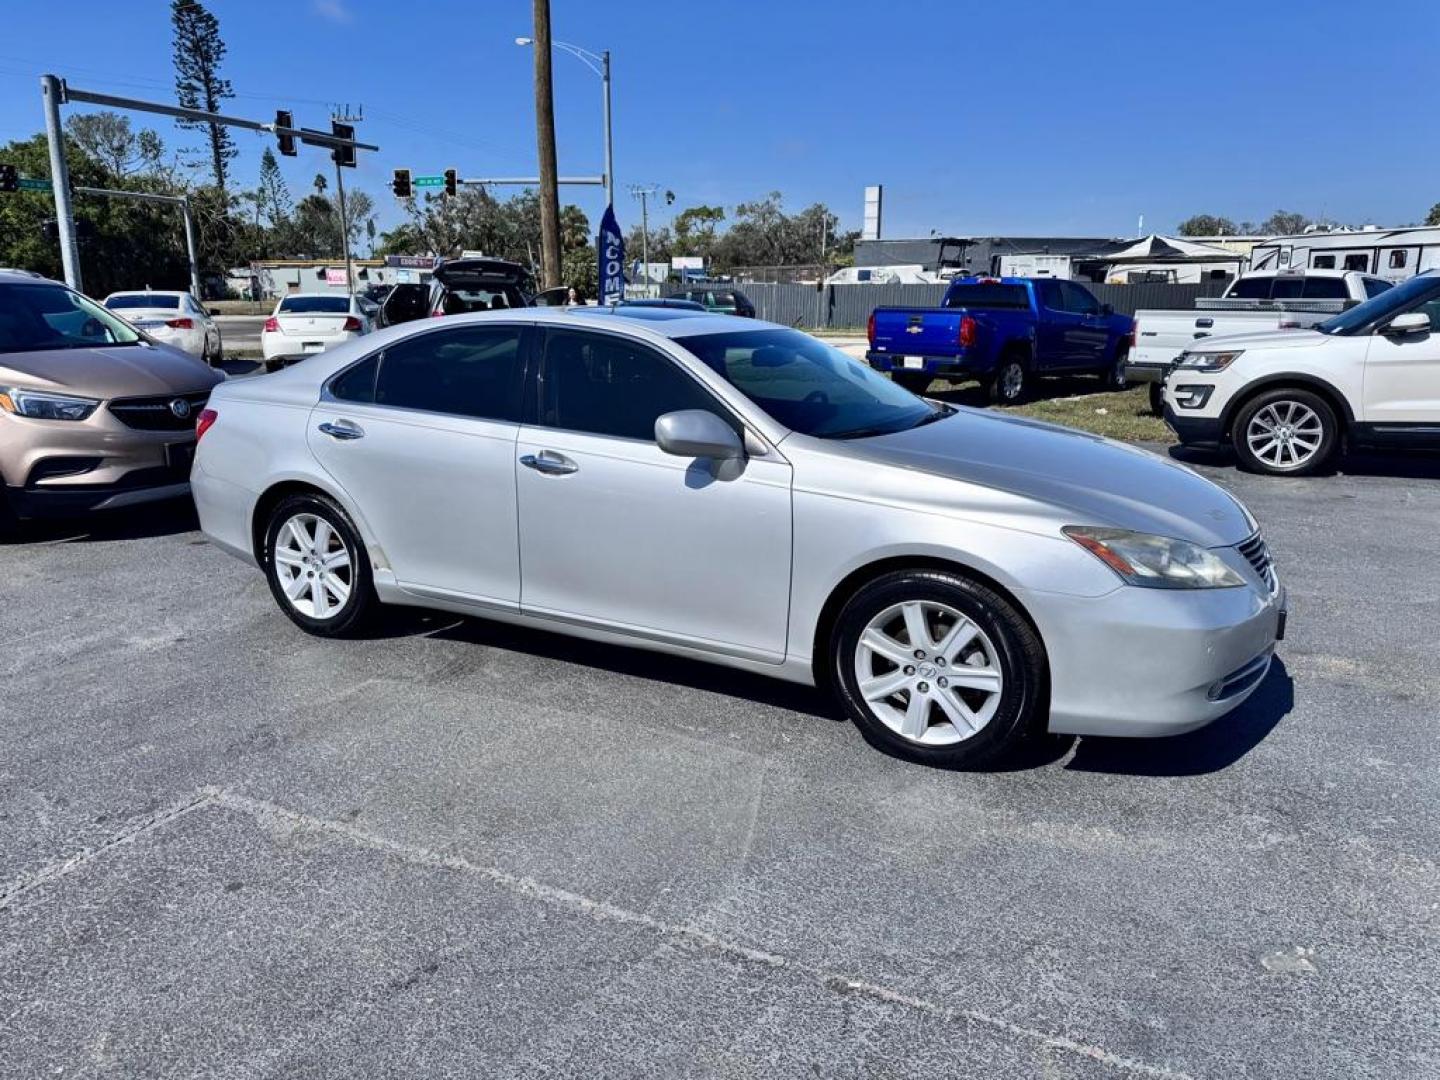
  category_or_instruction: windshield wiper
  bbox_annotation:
[831,408,947,440]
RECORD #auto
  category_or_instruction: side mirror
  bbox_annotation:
[1384,311,1431,337]
[654,409,743,460]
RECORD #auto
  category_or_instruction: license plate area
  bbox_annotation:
[902,356,924,369]
[303,342,325,352]
[166,441,196,472]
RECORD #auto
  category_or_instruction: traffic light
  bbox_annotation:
[443,168,458,198]
[275,111,296,157]
[0,163,17,193]
[392,168,412,200]
[331,121,356,168]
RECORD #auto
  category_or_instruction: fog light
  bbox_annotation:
[1173,384,1213,409]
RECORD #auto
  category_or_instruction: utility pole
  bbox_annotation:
[41,75,81,291]
[601,50,613,207]
[531,0,562,289]
[630,185,654,295]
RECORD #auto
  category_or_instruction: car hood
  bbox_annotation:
[1184,328,1329,353]
[0,343,222,399]
[841,408,1253,547]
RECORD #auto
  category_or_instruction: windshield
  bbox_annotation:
[1316,274,1440,335]
[278,295,351,314]
[106,294,181,310]
[673,327,940,439]
[0,282,144,353]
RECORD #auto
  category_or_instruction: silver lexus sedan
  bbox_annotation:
[192,307,1285,767]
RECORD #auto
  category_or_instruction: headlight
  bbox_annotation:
[1176,350,1242,373]
[0,386,100,421]
[1063,526,1245,589]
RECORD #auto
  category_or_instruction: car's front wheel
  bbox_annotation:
[262,492,376,636]
[829,569,1046,768]
[1231,388,1338,476]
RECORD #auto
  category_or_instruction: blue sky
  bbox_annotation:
[1,0,1436,242]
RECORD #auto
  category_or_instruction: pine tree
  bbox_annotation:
[257,147,291,227]
[171,0,236,193]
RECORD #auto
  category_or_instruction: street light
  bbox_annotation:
[516,36,613,206]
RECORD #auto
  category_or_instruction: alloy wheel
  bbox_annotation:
[1000,362,1025,402]
[272,512,354,620]
[851,600,1004,746]
[1245,400,1323,471]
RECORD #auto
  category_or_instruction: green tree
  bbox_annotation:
[1176,214,1237,237]
[66,112,166,178]
[671,204,725,259]
[256,147,291,227]
[1424,203,1440,227]
[171,0,236,193]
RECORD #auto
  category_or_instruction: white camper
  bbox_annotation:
[1249,226,1440,283]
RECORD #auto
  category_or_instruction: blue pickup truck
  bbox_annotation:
[865,277,1134,403]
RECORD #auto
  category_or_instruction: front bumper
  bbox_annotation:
[1025,577,1286,738]
[1163,405,1226,449]
[6,474,191,517]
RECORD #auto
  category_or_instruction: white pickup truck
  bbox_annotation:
[1125,270,1393,411]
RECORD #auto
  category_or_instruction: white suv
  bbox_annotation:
[1164,272,1440,475]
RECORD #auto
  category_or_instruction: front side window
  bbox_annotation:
[1060,281,1100,315]
[539,329,728,441]
[675,327,939,439]
[0,283,142,353]
[1363,278,1393,300]
[1317,274,1440,336]
[363,325,525,420]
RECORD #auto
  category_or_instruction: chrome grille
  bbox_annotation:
[108,391,211,431]
[1236,531,1278,592]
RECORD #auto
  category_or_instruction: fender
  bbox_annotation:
[1218,371,1356,435]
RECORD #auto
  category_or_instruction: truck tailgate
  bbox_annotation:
[869,308,963,357]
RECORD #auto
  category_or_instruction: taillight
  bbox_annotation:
[958,315,977,348]
[166,317,194,330]
[342,316,362,332]
[263,316,279,332]
[1125,318,1137,348]
[429,308,445,318]
[866,311,876,344]
[195,408,217,442]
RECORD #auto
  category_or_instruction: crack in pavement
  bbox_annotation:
[4,786,1198,1079]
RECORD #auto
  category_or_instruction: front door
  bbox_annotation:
[1362,289,1440,425]
[515,327,793,661]
[1059,282,1110,368]
[307,323,531,605]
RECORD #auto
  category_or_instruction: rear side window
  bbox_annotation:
[329,354,379,403]
[1228,277,1273,299]
[943,283,1030,309]
[539,329,724,441]
[1301,278,1348,299]
[279,296,350,314]
[369,325,525,420]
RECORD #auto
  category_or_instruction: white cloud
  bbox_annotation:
[313,0,352,23]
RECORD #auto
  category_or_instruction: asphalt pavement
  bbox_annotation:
[2,447,1437,1078]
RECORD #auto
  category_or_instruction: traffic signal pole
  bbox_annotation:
[73,187,201,301]
[38,74,376,293]
[41,75,82,291]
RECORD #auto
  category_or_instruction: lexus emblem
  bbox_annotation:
[168,398,192,419]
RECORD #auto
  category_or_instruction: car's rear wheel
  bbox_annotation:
[989,353,1029,406]
[892,371,932,395]
[829,569,1046,768]
[262,492,376,637]
[1103,348,1129,391]
[1231,388,1338,476]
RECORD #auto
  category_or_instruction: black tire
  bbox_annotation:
[1148,382,1165,416]
[989,352,1029,406]
[891,370,932,395]
[829,569,1047,769]
[1230,387,1339,477]
[262,492,377,637]
[208,332,223,367]
[1102,348,1129,391]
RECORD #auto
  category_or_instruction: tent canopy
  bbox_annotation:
[1099,234,1241,262]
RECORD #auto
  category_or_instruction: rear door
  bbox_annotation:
[1031,280,1070,367]
[307,323,531,605]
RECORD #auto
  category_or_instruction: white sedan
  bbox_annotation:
[261,293,371,370]
[103,290,223,365]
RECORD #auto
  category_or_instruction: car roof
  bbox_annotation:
[106,289,187,297]
[537,306,765,337]
[0,268,57,283]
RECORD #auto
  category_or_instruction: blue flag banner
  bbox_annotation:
[598,203,625,305]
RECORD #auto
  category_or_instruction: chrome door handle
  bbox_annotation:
[318,420,364,440]
[520,450,578,475]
